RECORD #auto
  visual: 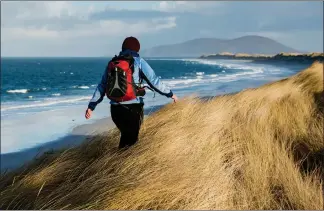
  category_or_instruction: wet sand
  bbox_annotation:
[1,117,115,173]
[1,104,166,173]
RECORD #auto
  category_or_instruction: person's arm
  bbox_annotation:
[140,58,174,98]
[88,68,108,111]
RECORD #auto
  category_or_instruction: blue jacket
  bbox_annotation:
[88,49,173,110]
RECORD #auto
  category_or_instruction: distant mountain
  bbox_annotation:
[141,35,300,57]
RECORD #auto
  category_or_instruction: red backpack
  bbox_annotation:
[105,55,143,102]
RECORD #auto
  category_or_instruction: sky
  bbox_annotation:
[1,1,323,57]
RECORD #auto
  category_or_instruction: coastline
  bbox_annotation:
[199,52,324,64]
[1,62,323,209]
[1,104,166,173]
[1,116,115,173]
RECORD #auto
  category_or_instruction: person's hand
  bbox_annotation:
[171,94,178,103]
[85,108,92,119]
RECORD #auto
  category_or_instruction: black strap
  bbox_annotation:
[138,68,144,85]
[143,85,155,98]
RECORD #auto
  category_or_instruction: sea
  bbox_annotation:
[1,57,310,156]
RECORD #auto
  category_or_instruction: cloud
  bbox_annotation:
[1,1,322,56]
[219,1,323,32]
[153,1,223,14]
[1,1,79,24]
[1,1,178,56]
[1,1,177,42]
[2,17,176,41]
[89,8,169,21]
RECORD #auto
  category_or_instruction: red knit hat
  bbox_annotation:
[122,36,140,52]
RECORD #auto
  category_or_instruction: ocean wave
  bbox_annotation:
[52,93,61,96]
[71,86,90,89]
[7,89,28,94]
[183,59,219,66]
[145,58,188,61]
[209,74,218,78]
[181,59,264,74]
[165,78,202,87]
[78,86,90,89]
[1,96,90,111]
[217,63,263,72]
[161,59,266,90]
[196,72,205,76]
[164,67,264,90]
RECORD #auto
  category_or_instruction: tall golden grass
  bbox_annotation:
[0,62,323,210]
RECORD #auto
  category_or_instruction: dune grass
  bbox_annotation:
[0,62,323,210]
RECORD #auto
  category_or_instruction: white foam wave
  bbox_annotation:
[196,72,205,76]
[72,86,90,89]
[181,59,264,74]
[209,74,218,78]
[78,86,89,89]
[164,66,264,90]
[52,93,61,96]
[165,79,202,87]
[7,89,28,94]
[153,58,268,91]
[1,96,90,111]
[183,59,219,66]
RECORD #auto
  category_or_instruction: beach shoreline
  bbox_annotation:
[199,52,324,64]
[1,104,166,173]
[1,116,115,173]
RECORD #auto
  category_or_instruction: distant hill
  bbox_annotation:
[141,35,300,57]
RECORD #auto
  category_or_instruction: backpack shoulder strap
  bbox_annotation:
[119,54,135,73]
[108,54,135,73]
[138,68,144,84]
[110,55,120,62]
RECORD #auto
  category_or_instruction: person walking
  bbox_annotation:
[85,36,178,148]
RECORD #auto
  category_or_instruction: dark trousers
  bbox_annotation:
[110,103,144,148]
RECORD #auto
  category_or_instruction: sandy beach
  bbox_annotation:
[1,116,114,172]
[1,104,165,173]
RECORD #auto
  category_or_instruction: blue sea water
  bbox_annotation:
[1,57,310,154]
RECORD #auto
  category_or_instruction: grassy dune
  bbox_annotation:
[1,62,324,210]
